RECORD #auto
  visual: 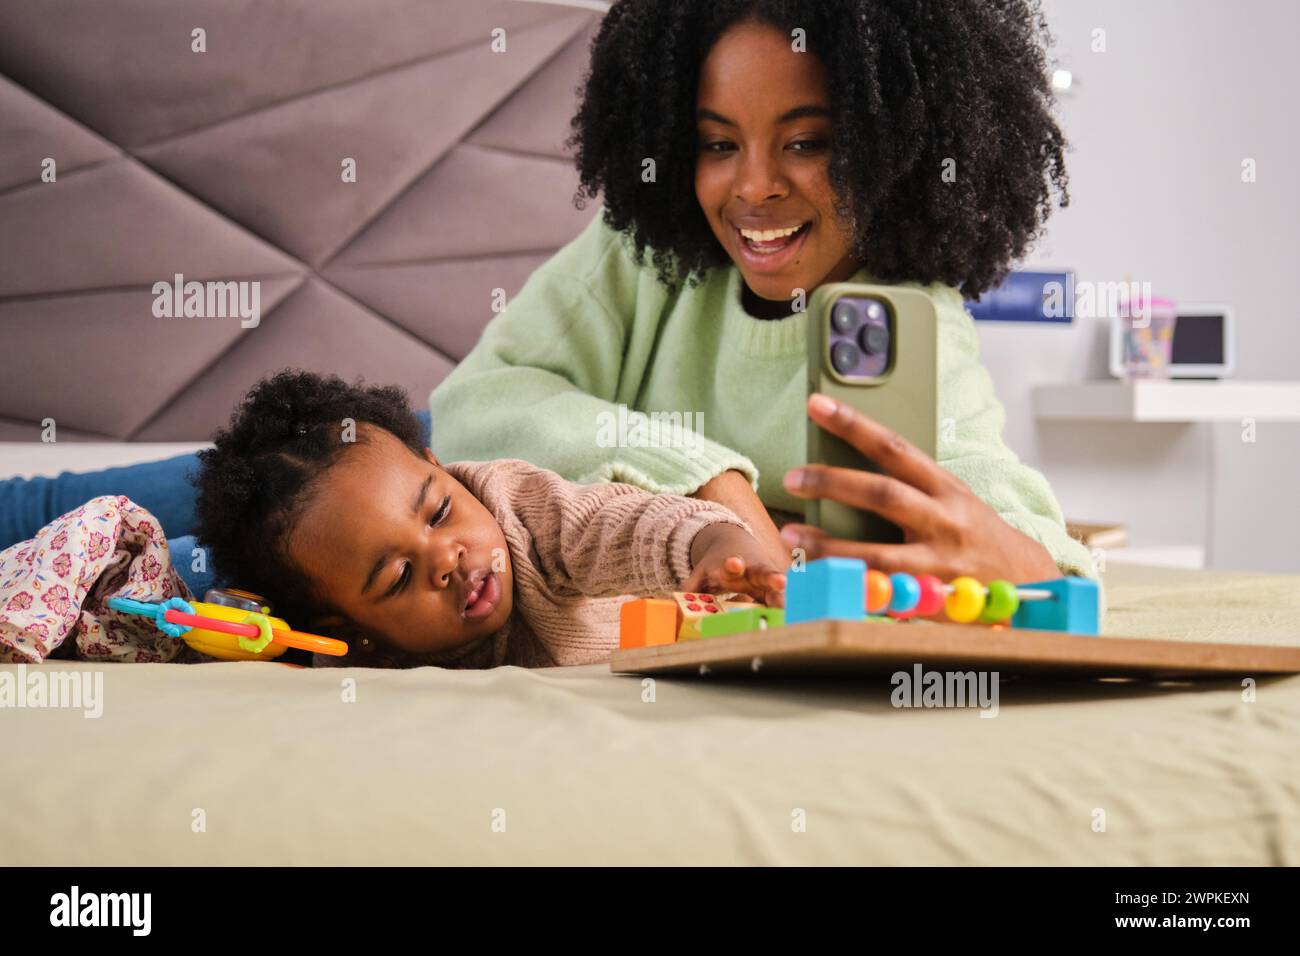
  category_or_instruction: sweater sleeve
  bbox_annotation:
[428,217,759,497]
[931,286,1098,583]
[457,459,750,599]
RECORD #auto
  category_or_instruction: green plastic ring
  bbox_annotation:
[979,579,1020,623]
[237,611,276,654]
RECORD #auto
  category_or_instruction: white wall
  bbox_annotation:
[978,0,1300,571]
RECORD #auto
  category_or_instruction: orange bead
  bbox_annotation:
[865,569,893,615]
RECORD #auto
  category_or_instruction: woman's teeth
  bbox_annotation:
[738,223,807,253]
[740,224,802,241]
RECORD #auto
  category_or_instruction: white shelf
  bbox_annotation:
[1033,380,1300,423]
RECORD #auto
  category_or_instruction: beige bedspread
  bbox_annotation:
[2,563,1298,865]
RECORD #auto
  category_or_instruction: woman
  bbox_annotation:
[1,0,1092,593]
[428,0,1092,584]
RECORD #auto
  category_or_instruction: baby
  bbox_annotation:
[192,371,785,668]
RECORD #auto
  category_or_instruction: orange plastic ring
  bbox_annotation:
[270,628,350,657]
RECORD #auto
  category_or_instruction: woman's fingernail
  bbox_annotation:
[780,526,801,547]
[808,393,836,416]
[783,469,805,492]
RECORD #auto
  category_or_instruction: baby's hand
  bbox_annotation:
[685,524,787,607]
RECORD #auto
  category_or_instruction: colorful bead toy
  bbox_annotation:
[618,559,1101,649]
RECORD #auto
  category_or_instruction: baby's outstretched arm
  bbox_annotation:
[451,459,767,601]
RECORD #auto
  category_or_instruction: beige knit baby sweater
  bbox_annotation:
[344,459,748,670]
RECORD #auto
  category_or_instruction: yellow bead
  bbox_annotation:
[945,576,986,623]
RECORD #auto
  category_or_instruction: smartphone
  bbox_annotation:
[805,283,938,543]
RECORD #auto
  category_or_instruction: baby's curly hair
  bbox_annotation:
[191,370,425,635]
[567,0,1068,298]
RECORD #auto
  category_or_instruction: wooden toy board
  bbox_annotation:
[609,618,1300,679]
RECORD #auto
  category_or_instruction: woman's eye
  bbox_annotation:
[699,140,823,154]
[429,495,451,527]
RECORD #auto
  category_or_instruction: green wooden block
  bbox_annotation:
[699,606,785,638]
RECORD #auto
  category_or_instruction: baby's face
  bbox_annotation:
[287,427,513,655]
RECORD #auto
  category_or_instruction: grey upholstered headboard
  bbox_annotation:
[0,0,605,441]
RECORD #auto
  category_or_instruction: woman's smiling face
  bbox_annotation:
[695,19,861,304]
[285,426,513,656]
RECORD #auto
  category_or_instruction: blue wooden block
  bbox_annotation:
[1010,577,1099,635]
[786,557,866,625]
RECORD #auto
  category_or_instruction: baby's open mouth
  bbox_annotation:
[463,570,501,621]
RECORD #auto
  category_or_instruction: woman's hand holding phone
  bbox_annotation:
[780,394,1060,584]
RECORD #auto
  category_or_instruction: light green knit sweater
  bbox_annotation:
[430,214,1095,579]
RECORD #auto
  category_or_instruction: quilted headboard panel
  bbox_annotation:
[0,0,606,441]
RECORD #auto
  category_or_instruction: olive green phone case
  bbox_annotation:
[805,282,938,543]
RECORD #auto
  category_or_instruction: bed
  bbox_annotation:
[3,561,1298,866]
[3,1,1298,866]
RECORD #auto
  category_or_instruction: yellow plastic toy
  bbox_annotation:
[107,588,348,662]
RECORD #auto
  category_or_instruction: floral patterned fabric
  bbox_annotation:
[0,495,200,664]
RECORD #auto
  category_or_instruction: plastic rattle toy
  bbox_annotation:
[107,587,349,662]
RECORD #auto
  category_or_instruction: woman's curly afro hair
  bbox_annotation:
[566,0,1068,298]
[191,370,425,631]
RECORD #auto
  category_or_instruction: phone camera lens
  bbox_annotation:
[830,340,861,374]
[863,299,886,323]
[860,323,889,355]
[830,301,860,334]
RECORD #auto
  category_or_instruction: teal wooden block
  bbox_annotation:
[786,557,866,624]
[1010,577,1099,635]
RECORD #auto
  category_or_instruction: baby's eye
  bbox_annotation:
[429,495,451,527]
[387,563,411,598]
